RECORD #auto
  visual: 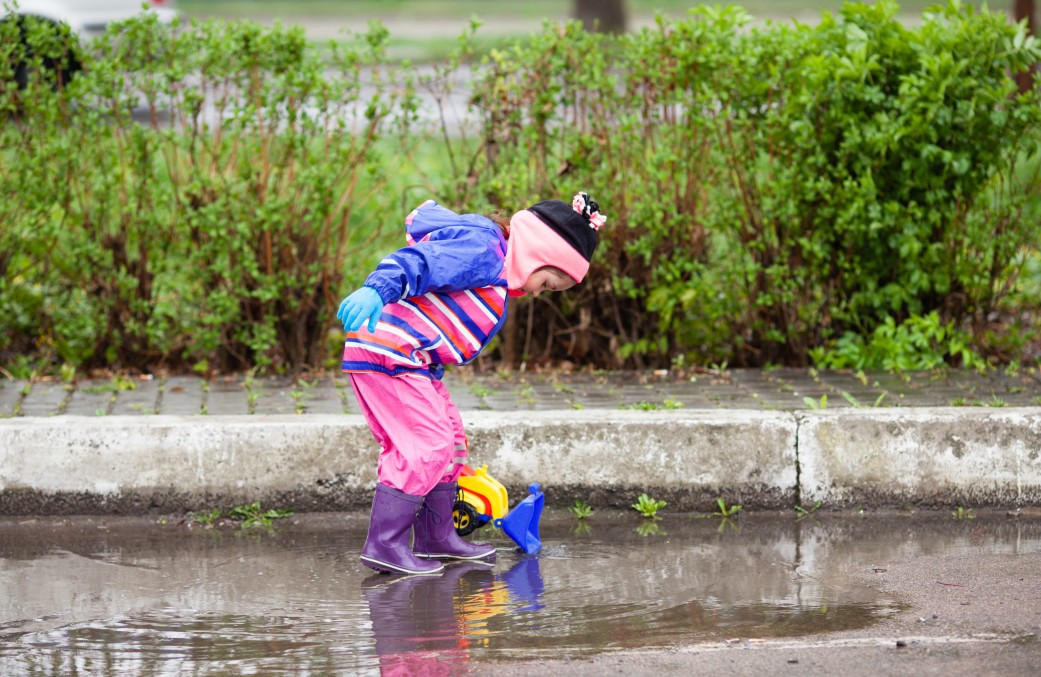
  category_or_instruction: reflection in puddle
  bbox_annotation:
[0,513,1037,673]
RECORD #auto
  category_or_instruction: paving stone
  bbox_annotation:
[336,380,361,413]
[479,395,528,410]
[251,377,297,415]
[464,381,512,400]
[819,389,894,408]
[815,372,891,398]
[613,384,670,406]
[532,393,579,411]
[109,380,162,416]
[204,378,249,416]
[0,380,28,416]
[725,370,775,387]
[19,382,72,417]
[760,367,825,384]
[782,385,834,402]
[295,379,348,414]
[728,394,793,410]
[708,390,768,408]
[160,376,206,415]
[666,395,719,409]
[444,389,483,411]
[12,368,1041,417]
[64,384,114,416]
[572,393,624,409]
[907,389,973,406]
[989,389,1040,406]
[670,383,753,404]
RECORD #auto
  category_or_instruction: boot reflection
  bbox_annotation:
[362,557,546,673]
[363,560,495,675]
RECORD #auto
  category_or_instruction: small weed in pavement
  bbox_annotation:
[230,502,294,529]
[621,398,683,411]
[714,497,742,518]
[795,501,821,520]
[190,509,222,527]
[803,394,828,409]
[569,499,593,519]
[632,493,666,519]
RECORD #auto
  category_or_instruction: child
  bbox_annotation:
[338,192,605,575]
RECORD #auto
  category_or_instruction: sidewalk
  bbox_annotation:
[4,367,1041,417]
[1,368,1040,516]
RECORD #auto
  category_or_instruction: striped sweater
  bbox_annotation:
[341,200,509,378]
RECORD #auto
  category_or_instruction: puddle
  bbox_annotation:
[0,512,1038,674]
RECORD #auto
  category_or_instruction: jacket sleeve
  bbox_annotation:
[363,224,505,304]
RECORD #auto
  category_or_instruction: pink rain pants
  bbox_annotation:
[349,372,468,497]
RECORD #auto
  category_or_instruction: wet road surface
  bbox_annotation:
[1,511,1038,675]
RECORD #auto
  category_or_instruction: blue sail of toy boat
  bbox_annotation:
[494,483,544,554]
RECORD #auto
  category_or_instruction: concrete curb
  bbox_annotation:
[0,409,1038,514]
[797,408,1041,508]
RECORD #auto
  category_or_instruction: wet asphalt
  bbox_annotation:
[0,510,1039,675]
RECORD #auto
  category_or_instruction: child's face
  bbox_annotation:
[522,266,576,297]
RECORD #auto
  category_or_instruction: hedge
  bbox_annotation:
[2,1,1039,376]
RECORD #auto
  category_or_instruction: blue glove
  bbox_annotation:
[337,286,384,333]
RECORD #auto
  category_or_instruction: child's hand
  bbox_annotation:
[337,287,384,333]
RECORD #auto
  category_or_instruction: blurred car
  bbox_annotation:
[3,1,179,89]
[7,1,178,41]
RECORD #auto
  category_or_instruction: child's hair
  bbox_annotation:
[487,210,511,238]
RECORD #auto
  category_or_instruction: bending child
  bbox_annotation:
[338,192,606,575]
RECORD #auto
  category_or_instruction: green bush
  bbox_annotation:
[458,0,1041,369]
[2,1,1039,376]
[1,13,413,373]
[809,310,983,371]
[717,0,1041,367]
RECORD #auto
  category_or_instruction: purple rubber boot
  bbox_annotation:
[361,483,444,575]
[413,482,497,561]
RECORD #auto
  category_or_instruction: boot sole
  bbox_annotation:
[415,550,497,561]
[361,555,444,575]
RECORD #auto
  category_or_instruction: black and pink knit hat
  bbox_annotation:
[527,192,605,263]
[506,192,607,290]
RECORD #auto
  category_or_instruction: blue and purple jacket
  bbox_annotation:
[341,200,509,378]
